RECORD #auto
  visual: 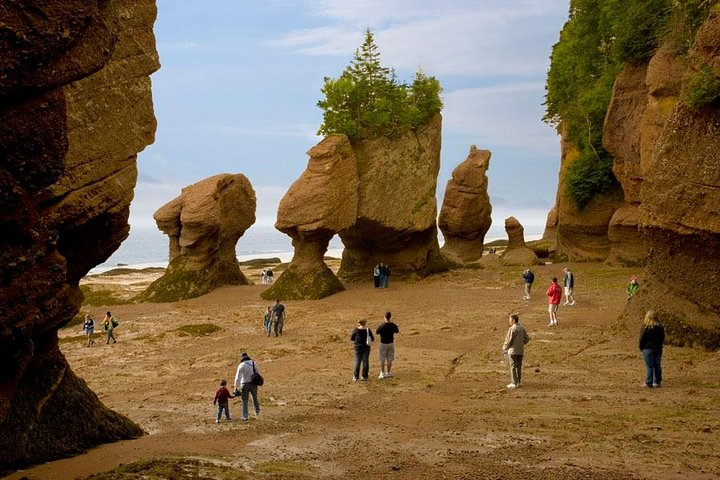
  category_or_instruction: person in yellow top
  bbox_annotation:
[502,314,531,389]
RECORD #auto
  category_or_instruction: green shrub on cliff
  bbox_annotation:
[544,0,713,209]
[685,64,720,107]
[317,29,442,139]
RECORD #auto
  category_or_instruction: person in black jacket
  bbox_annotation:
[639,310,665,388]
[350,319,374,381]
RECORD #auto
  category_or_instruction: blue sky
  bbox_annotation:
[133,0,569,232]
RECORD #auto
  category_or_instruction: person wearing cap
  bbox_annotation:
[627,276,640,300]
[563,267,576,305]
[375,311,400,379]
[233,352,261,421]
[350,319,374,381]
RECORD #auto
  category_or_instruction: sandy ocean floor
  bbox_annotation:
[8,261,720,479]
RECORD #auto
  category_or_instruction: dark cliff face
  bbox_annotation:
[0,0,158,470]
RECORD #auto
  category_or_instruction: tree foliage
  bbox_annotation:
[317,30,443,139]
[544,0,713,209]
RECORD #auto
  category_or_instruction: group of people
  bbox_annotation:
[373,263,391,288]
[82,311,119,346]
[263,300,286,336]
[350,311,399,381]
[260,269,274,284]
[514,266,661,389]
[213,352,262,423]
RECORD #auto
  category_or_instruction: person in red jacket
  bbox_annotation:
[213,379,233,423]
[546,277,562,327]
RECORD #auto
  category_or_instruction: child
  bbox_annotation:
[213,379,233,423]
[83,314,95,347]
[627,276,640,300]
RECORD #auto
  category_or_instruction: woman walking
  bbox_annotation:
[639,310,664,388]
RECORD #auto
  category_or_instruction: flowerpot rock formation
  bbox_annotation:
[501,217,539,266]
[139,173,256,303]
[263,135,358,300]
[0,0,158,470]
[438,146,493,265]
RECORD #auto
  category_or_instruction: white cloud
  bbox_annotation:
[443,83,559,152]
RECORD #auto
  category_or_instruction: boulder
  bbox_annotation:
[501,217,539,266]
[0,0,157,469]
[263,135,358,300]
[438,146,493,264]
[338,113,446,279]
[139,174,256,302]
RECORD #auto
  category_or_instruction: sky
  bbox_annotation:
[133,0,570,234]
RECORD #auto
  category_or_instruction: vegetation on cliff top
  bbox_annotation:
[317,29,443,140]
[544,0,714,209]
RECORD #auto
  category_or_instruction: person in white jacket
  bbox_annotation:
[234,352,261,421]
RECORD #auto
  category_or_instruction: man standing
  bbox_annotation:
[376,311,400,379]
[502,314,530,389]
[271,299,285,336]
[563,267,576,305]
[546,277,562,327]
[233,352,261,421]
[522,269,535,300]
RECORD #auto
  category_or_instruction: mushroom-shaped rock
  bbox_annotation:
[502,217,539,266]
[438,146,492,264]
[262,135,358,300]
[139,173,256,302]
[338,113,447,279]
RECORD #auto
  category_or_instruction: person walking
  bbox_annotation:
[271,299,285,336]
[639,310,665,388]
[350,319,374,381]
[233,352,261,420]
[522,269,535,300]
[263,306,272,336]
[376,311,400,379]
[563,267,576,305]
[502,314,531,389]
[213,379,233,423]
[627,276,640,300]
[546,277,562,327]
[83,314,95,347]
[103,311,117,344]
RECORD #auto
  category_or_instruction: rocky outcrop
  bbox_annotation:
[263,136,358,300]
[0,0,158,470]
[615,12,720,348]
[139,174,256,302]
[501,217,539,266]
[338,113,446,279]
[438,146,492,264]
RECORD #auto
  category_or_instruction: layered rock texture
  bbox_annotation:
[622,12,720,348]
[0,0,158,469]
[438,146,492,264]
[337,113,446,280]
[263,136,358,300]
[140,174,256,303]
[501,217,539,266]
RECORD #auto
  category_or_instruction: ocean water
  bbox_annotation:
[91,223,544,274]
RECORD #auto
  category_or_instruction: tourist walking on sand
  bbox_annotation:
[627,276,640,300]
[502,314,531,389]
[102,311,117,344]
[267,269,273,283]
[350,319,374,381]
[563,267,576,305]
[213,379,233,423]
[546,277,562,327]
[522,268,535,300]
[263,306,272,336]
[234,352,261,420]
[260,269,267,284]
[83,314,95,347]
[271,299,285,336]
[639,310,665,388]
[376,311,399,379]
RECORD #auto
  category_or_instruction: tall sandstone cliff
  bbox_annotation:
[548,11,719,347]
[0,0,158,469]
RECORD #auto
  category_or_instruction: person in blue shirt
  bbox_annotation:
[522,269,535,300]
